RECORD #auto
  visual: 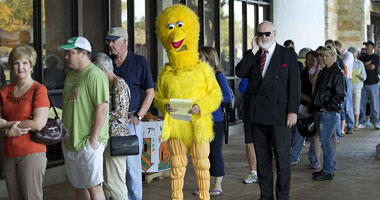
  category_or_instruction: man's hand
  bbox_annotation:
[251,36,260,55]
[166,103,178,113]
[6,122,30,137]
[188,104,200,115]
[89,137,98,150]
[287,113,297,128]
[357,74,364,80]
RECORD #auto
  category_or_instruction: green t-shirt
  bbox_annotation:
[62,63,109,151]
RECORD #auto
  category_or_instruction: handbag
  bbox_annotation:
[30,86,69,145]
[296,116,317,138]
[109,82,139,156]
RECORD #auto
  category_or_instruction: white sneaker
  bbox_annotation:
[375,123,380,130]
[243,173,258,184]
[357,124,366,129]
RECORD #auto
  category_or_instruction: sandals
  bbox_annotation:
[210,189,223,196]
[193,189,223,196]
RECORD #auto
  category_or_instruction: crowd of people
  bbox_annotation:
[0,6,379,200]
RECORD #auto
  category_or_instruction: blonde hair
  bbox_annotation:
[321,46,337,62]
[199,46,223,72]
[8,45,37,68]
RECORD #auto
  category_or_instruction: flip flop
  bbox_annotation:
[193,190,199,195]
[210,189,223,196]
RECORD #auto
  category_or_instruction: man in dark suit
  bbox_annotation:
[236,21,300,200]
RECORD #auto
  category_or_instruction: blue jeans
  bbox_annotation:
[209,121,225,177]
[290,126,304,162]
[126,122,143,200]
[345,80,354,128]
[314,111,339,175]
[308,137,317,162]
[359,84,380,125]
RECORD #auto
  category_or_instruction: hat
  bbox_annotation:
[60,37,92,52]
[106,27,128,40]
[363,41,375,47]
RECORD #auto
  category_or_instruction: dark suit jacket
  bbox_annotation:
[236,43,300,126]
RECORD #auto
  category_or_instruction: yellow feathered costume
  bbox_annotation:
[155,4,222,200]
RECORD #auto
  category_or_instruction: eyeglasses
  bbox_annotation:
[257,31,272,37]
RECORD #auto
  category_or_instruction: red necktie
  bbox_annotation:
[260,50,268,71]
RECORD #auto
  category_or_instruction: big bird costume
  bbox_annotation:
[155,4,222,200]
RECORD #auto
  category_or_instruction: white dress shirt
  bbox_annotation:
[261,42,276,78]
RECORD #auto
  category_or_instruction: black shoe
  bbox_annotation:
[312,171,333,181]
[346,127,353,134]
[312,170,324,178]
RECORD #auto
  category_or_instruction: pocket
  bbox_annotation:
[85,139,100,152]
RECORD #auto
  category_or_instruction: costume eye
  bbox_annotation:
[168,23,175,29]
[176,21,184,28]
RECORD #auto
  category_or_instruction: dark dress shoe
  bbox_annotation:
[312,171,333,181]
[312,170,324,178]
[346,127,353,134]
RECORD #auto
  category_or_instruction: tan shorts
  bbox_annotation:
[62,140,105,189]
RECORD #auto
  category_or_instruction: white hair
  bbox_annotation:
[259,21,276,32]
[93,53,113,72]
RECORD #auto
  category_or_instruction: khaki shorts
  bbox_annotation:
[62,140,105,189]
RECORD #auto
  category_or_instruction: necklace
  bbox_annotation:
[14,79,34,98]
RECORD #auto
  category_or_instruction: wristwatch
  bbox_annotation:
[136,114,143,121]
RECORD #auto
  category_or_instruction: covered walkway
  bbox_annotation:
[29,125,380,199]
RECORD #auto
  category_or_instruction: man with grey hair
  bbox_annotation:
[236,21,300,200]
[347,47,367,130]
[105,27,154,200]
[93,53,131,200]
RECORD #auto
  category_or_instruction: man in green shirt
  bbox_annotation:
[61,36,109,200]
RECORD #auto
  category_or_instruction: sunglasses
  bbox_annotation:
[257,32,272,37]
[315,53,322,57]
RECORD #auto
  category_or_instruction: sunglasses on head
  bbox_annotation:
[257,32,272,37]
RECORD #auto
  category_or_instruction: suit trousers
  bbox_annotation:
[253,124,291,200]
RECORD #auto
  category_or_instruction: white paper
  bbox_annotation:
[169,99,192,121]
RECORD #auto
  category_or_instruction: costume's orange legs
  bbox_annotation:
[168,139,188,200]
[191,140,210,200]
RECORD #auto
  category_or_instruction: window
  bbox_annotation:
[187,0,198,15]
[234,1,242,66]
[42,0,72,97]
[220,0,229,75]
[247,4,256,50]
[135,1,147,58]
[204,0,216,47]
[0,0,33,87]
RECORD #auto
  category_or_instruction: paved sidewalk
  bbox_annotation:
[8,124,380,200]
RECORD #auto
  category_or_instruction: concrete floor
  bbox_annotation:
[7,124,380,200]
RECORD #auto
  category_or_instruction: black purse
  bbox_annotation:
[30,86,69,145]
[109,82,139,156]
[296,116,317,138]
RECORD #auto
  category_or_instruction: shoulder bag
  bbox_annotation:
[30,86,69,145]
[109,82,139,156]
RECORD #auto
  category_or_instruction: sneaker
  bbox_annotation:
[346,127,353,134]
[243,173,258,184]
[366,121,371,127]
[311,160,321,169]
[375,123,380,130]
[291,158,300,166]
[357,124,366,129]
[354,126,359,131]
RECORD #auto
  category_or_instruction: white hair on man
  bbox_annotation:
[93,53,114,72]
[347,46,359,56]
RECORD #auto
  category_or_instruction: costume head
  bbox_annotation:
[156,4,200,69]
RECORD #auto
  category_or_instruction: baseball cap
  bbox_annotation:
[363,41,375,47]
[106,27,128,41]
[60,37,92,52]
